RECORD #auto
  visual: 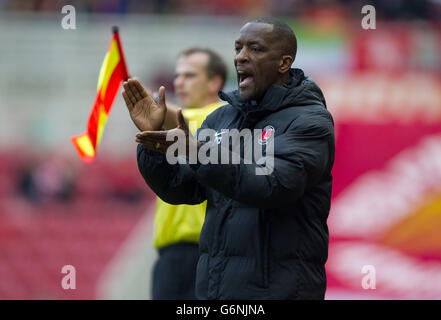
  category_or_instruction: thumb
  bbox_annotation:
[157,86,167,110]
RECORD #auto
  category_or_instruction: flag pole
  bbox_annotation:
[112,26,130,80]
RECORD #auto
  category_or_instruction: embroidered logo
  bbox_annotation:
[215,129,228,144]
[258,125,275,145]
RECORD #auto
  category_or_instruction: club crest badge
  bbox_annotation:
[258,125,275,145]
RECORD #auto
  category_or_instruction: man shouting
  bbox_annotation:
[123,17,335,300]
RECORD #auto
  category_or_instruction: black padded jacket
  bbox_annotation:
[137,68,335,299]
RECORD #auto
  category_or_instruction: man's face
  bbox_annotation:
[234,22,282,102]
[173,52,211,108]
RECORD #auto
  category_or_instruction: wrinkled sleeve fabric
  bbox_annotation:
[192,111,334,209]
[137,144,206,205]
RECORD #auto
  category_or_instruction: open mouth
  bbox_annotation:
[237,71,253,88]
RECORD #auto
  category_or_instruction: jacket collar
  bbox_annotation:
[218,68,306,116]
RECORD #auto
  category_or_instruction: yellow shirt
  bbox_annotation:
[153,101,224,249]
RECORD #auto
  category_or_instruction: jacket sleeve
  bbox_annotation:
[192,112,334,209]
[137,144,206,205]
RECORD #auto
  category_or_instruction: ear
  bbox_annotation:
[279,55,293,74]
[207,76,223,95]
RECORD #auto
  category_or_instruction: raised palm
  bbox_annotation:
[122,79,167,132]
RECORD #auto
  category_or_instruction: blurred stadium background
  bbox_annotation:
[0,0,440,299]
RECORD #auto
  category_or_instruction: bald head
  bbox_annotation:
[249,17,297,61]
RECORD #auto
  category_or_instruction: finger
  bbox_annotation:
[128,79,144,101]
[123,81,137,104]
[136,130,162,137]
[137,130,168,136]
[136,136,164,144]
[136,137,170,154]
[176,108,188,130]
[157,86,167,111]
[133,79,148,98]
[136,132,182,149]
[136,131,170,141]
[122,91,133,111]
[136,135,167,144]
[136,130,183,140]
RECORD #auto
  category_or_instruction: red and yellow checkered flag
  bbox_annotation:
[71,26,129,162]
